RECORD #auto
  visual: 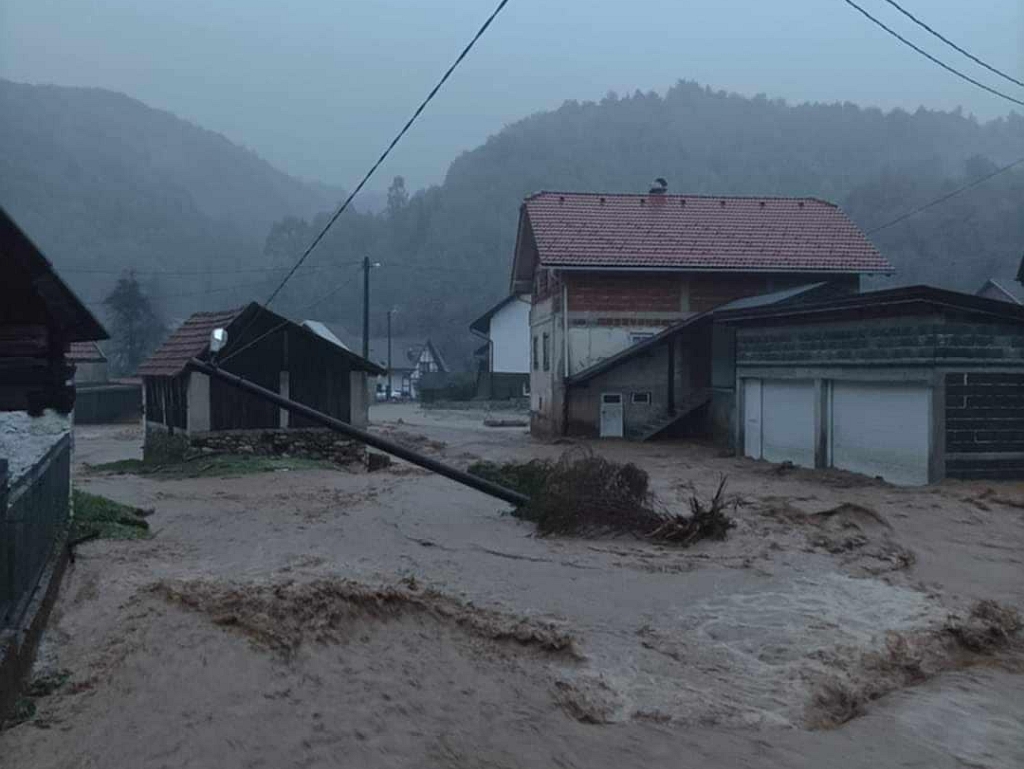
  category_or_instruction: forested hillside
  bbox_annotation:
[265,82,1024,365]
[0,79,340,319]
[3,79,1023,370]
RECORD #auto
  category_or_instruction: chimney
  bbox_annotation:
[649,177,668,195]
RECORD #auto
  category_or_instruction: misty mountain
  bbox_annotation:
[0,79,342,315]
[266,82,1024,365]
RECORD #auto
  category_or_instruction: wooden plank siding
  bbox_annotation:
[289,328,351,427]
[210,313,285,431]
[144,376,187,429]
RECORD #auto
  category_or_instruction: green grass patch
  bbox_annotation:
[72,490,151,540]
[87,454,332,480]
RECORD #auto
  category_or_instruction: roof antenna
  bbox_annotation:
[649,177,668,195]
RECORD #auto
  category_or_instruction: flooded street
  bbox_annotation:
[3,404,1022,768]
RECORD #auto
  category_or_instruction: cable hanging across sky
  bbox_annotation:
[880,0,1024,90]
[224,0,512,356]
[841,0,1024,109]
[867,155,1024,235]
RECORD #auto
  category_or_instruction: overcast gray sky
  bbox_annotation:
[2,0,1021,190]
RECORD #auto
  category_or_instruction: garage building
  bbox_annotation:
[718,286,1024,484]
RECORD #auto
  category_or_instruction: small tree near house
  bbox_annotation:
[102,272,165,375]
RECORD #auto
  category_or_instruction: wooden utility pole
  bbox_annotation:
[362,256,370,360]
[387,309,393,398]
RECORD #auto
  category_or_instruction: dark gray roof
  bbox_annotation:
[3,207,107,342]
[715,284,1024,326]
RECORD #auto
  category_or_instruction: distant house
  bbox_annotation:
[509,186,893,437]
[137,303,382,458]
[316,327,447,400]
[976,279,1021,305]
[68,341,108,385]
[470,294,530,399]
[68,341,142,424]
[0,207,106,714]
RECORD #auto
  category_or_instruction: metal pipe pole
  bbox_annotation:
[188,359,529,507]
[362,256,370,360]
[387,309,393,399]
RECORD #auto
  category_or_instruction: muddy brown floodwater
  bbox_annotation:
[2,403,1023,768]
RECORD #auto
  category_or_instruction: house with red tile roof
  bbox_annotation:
[138,302,383,459]
[509,184,892,438]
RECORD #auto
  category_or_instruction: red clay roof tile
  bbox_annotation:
[524,192,892,273]
[137,307,243,377]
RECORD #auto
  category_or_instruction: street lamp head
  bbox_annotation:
[210,327,228,354]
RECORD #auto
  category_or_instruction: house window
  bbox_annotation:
[532,336,539,371]
[542,333,550,371]
[522,380,531,396]
[631,392,652,405]
[629,332,655,345]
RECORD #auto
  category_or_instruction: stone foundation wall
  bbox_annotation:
[188,428,365,466]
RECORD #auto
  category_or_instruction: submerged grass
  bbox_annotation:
[88,454,332,480]
[468,451,734,545]
[71,489,151,540]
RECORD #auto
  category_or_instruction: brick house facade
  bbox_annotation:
[509,190,891,437]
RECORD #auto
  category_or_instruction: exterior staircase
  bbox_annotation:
[629,389,713,442]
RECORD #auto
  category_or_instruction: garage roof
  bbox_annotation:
[715,285,1024,326]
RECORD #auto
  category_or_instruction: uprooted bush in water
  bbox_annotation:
[467,451,735,545]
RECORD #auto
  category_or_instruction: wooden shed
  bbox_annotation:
[137,303,383,454]
[1,207,108,414]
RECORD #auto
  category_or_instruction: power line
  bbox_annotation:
[84,279,272,306]
[841,0,1024,109]
[64,262,359,276]
[867,155,1024,235]
[230,0,512,354]
[880,0,1024,89]
[215,266,363,366]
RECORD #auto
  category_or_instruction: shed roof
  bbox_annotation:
[976,279,1022,305]
[515,192,892,283]
[138,307,243,376]
[2,207,107,342]
[139,304,384,378]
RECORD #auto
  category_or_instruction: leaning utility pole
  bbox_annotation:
[362,255,371,359]
[188,358,528,507]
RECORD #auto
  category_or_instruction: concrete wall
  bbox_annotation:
[567,343,668,437]
[186,372,209,433]
[945,371,1024,479]
[350,371,370,427]
[529,295,563,436]
[490,297,530,374]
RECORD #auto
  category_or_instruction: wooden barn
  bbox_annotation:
[1,206,107,717]
[137,303,383,456]
[1,208,108,415]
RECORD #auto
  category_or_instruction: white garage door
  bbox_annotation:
[759,379,816,468]
[830,382,931,486]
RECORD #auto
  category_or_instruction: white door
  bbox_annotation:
[599,393,624,438]
[762,379,816,468]
[830,382,931,485]
[743,379,763,458]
